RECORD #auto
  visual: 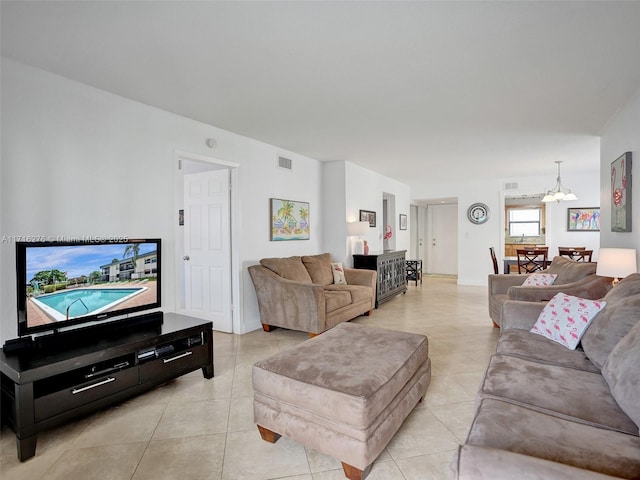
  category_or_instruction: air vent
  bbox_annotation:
[504,182,518,190]
[278,156,292,170]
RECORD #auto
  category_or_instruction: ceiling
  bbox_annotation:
[3,1,640,196]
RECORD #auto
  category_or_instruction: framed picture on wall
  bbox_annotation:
[611,152,632,232]
[399,214,407,230]
[359,209,376,227]
[567,207,600,231]
[270,198,310,241]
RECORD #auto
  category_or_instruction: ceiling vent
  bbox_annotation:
[504,182,518,190]
[278,156,292,171]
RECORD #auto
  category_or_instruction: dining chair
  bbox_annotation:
[559,249,593,262]
[558,247,586,259]
[517,248,548,273]
[489,247,499,274]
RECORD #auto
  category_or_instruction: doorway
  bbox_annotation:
[425,202,458,276]
[174,151,239,333]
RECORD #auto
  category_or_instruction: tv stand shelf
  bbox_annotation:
[0,312,214,461]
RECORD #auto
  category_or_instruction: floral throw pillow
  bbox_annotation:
[331,262,347,285]
[530,293,606,350]
[522,273,558,287]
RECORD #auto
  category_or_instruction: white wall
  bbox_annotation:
[600,86,640,269]
[0,58,324,340]
[411,169,601,285]
[344,162,410,266]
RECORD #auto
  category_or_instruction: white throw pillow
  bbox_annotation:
[530,293,606,350]
[522,273,558,287]
[331,262,347,285]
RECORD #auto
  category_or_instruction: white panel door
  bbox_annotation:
[427,203,458,275]
[183,169,232,332]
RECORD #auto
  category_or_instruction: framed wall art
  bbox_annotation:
[399,214,407,230]
[611,152,632,232]
[270,198,310,241]
[359,209,376,227]
[567,207,600,232]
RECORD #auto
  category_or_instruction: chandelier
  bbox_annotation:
[541,161,578,203]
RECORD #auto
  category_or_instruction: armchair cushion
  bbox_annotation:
[260,256,312,283]
[302,253,334,285]
[521,273,557,286]
[545,256,597,283]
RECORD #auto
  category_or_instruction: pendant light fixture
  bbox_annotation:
[541,161,578,203]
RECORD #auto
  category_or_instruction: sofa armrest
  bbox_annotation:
[501,300,546,331]
[248,265,326,333]
[507,274,613,303]
[488,274,526,295]
[448,445,621,480]
[343,268,376,288]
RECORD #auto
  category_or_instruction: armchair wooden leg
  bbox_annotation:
[342,462,372,480]
[492,320,500,328]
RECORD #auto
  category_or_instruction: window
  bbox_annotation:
[508,207,543,236]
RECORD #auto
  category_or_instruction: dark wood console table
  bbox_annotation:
[0,312,213,461]
[353,250,407,307]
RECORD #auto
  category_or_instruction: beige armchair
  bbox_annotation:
[249,253,376,336]
[488,256,612,327]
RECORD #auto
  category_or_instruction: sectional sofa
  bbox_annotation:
[450,273,640,479]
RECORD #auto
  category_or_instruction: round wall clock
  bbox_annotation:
[467,203,490,224]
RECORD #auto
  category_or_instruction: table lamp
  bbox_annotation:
[347,221,370,255]
[596,248,637,286]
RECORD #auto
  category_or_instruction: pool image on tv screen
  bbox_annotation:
[18,240,161,333]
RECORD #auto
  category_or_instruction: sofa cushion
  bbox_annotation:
[496,330,599,373]
[545,256,597,283]
[324,284,372,305]
[521,273,557,286]
[467,399,640,479]
[581,273,640,369]
[260,256,312,283]
[602,321,640,432]
[479,355,637,434]
[302,253,334,285]
[530,293,605,350]
[324,289,352,313]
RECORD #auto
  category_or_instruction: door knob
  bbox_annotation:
[183,255,190,261]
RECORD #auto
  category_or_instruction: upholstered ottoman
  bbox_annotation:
[252,322,431,480]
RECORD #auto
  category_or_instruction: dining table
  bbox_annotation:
[502,255,550,274]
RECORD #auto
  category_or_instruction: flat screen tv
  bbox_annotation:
[16,238,161,337]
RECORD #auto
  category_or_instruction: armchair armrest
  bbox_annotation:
[488,274,526,295]
[507,274,612,303]
[501,300,546,331]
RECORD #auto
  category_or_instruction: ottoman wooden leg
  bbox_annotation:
[342,462,372,480]
[257,425,281,443]
[262,323,274,332]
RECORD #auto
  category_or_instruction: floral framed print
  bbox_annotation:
[270,198,310,241]
[567,208,600,231]
[611,152,632,232]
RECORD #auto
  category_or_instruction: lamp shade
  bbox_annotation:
[347,221,370,236]
[596,248,637,279]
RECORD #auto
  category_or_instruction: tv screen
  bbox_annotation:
[16,238,161,336]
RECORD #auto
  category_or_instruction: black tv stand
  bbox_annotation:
[0,312,214,461]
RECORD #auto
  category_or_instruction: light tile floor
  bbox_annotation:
[0,276,499,480]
